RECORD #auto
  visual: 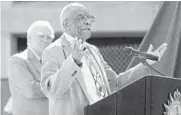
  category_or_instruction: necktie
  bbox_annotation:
[39,59,42,64]
[84,50,108,98]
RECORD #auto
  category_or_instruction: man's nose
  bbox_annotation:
[85,17,92,25]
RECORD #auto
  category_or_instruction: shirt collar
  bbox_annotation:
[63,32,88,49]
[28,47,41,61]
[63,32,76,46]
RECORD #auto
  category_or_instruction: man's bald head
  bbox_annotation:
[60,3,87,31]
[60,3,95,41]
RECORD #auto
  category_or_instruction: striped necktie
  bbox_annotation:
[84,50,108,98]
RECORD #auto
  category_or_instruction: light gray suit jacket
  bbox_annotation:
[41,34,148,115]
[8,49,49,115]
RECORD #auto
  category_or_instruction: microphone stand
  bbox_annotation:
[138,56,166,76]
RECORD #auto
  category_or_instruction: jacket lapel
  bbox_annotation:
[60,35,73,59]
[27,48,41,80]
[60,34,93,103]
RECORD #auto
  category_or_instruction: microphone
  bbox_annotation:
[124,47,159,61]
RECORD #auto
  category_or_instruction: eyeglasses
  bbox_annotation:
[36,32,54,40]
[74,13,96,23]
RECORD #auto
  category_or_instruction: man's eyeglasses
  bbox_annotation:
[36,32,54,40]
[74,13,96,23]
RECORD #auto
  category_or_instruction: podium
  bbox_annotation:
[84,76,181,115]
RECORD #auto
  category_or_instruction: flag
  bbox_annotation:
[127,1,181,78]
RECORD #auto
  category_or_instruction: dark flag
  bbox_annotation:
[127,1,181,78]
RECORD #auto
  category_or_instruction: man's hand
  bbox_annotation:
[146,43,168,65]
[72,38,86,65]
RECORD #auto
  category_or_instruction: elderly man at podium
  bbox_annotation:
[41,3,167,115]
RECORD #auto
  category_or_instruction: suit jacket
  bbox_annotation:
[41,34,148,115]
[8,49,49,115]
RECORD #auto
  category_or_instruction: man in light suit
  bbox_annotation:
[8,21,54,115]
[41,3,167,115]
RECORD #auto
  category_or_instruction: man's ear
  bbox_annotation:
[63,19,70,31]
[27,36,31,43]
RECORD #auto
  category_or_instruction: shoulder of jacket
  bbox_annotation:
[9,50,27,65]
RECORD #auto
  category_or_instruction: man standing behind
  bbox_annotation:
[8,21,54,115]
[41,3,167,115]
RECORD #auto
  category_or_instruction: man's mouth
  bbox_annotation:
[82,28,91,31]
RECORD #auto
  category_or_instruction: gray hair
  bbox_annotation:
[60,3,86,31]
[27,20,54,40]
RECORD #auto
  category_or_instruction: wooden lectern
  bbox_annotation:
[85,76,181,115]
